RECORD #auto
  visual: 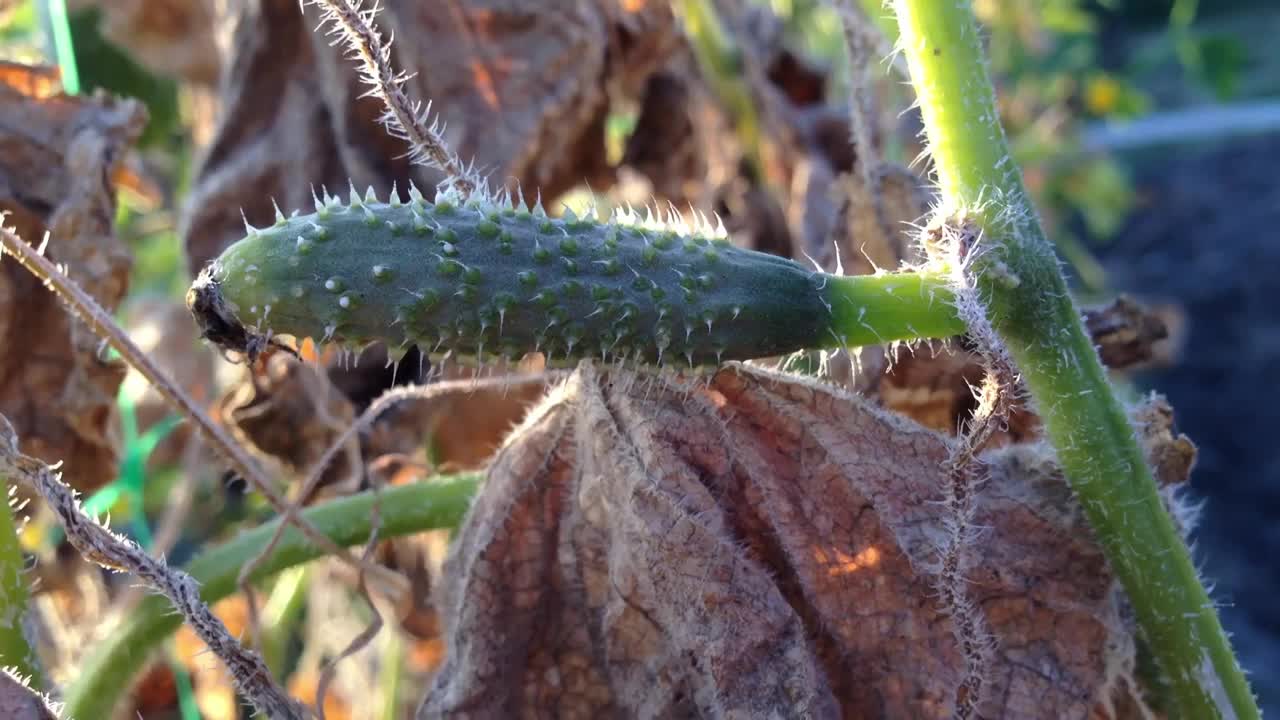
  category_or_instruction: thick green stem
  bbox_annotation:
[890,2,1257,718]
[0,480,37,683]
[823,272,963,347]
[63,475,478,720]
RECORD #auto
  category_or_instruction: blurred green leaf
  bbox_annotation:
[1193,33,1249,100]
[1043,3,1097,34]
[66,7,179,145]
[1073,160,1135,239]
[0,2,38,43]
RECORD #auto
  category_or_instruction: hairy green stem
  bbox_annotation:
[0,480,37,683]
[63,475,478,719]
[825,272,962,347]
[890,2,1258,717]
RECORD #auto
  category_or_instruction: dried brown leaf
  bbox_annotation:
[864,296,1180,444]
[396,374,549,473]
[1082,295,1172,370]
[621,71,708,206]
[221,352,361,492]
[74,0,224,85]
[129,660,181,715]
[1131,394,1197,487]
[420,364,1147,719]
[0,65,146,492]
[182,0,679,273]
[221,352,547,498]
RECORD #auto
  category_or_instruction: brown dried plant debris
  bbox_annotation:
[0,63,147,492]
[859,295,1178,444]
[1082,295,1173,370]
[420,363,1149,719]
[620,70,714,208]
[182,0,680,274]
[1130,393,1197,487]
[219,352,547,500]
[73,0,224,86]
[221,352,362,493]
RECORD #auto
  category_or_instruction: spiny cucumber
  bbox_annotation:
[188,184,963,367]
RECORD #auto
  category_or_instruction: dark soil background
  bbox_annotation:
[1097,131,1280,714]
[1084,2,1280,709]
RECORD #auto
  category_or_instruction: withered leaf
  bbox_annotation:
[81,0,224,86]
[1082,295,1172,370]
[220,353,547,497]
[862,295,1182,446]
[0,63,146,492]
[221,353,361,493]
[1130,393,1197,487]
[182,0,680,274]
[421,364,1146,719]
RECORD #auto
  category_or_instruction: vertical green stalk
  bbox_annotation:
[678,0,766,179]
[0,480,37,683]
[378,622,405,720]
[889,2,1258,718]
[45,0,80,95]
[261,566,311,677]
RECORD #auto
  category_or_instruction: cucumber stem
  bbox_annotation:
[890,1,1258,717]
[823,272,963,347]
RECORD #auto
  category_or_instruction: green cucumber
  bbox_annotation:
[188,185,964,366]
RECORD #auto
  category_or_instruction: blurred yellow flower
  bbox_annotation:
[1085,75,1122,115]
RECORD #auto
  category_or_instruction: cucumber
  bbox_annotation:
[188,185,962,366]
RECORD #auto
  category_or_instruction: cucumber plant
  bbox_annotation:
[179,0,1260,717]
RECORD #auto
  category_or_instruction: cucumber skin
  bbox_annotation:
[206,193,830,366]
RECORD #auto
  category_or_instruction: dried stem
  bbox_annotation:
[0,415,308,719]
[936,364,1017,717]
[0,226,403,594]
[235,372,553,612]
[306,0,480,196]
[236,362,364,666]
[314,545,381,720]
[829,0,903,281]
[834,0,882,189]
[63,475,479,719]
